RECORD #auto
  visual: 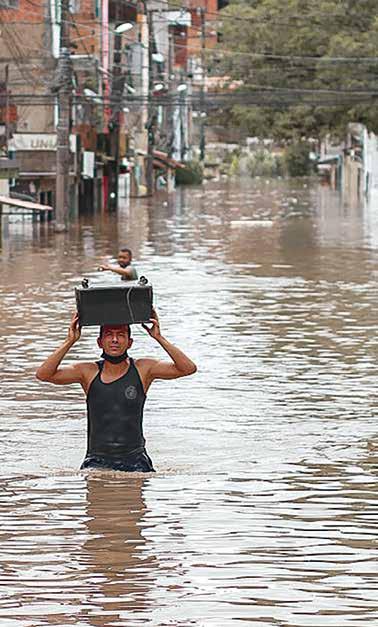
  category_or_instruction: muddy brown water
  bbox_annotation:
[0,179,377,626]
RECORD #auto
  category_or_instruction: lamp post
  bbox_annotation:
[115,22,134,34]
[55,0,72,231]
[146,9,155,197]
[108,21,134,211]
[177,83,188,161]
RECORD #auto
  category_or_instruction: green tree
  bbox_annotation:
[211,0,378,140]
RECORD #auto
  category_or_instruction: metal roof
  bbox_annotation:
[0,195,53,211]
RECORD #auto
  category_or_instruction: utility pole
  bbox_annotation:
[146,8,154,196]
[199,7,206,162]
[167,30,175,192]
[179,71,186,162]
[166,30,174,153]
[108,5,125,211]
[4,65,9,153]
[55,0,72,232]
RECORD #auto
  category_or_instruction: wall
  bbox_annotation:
[0,0,55,133]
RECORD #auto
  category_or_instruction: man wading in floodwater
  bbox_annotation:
[99,247,138,281]
[36,308,197,472]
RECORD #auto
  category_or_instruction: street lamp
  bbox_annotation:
[84,88,98,98]
[83,88,102,104]
[115,22,134,34]
[98,65,111,76]
[152,52,164,63]
[177,83,188,92]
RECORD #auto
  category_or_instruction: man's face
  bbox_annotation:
[97,325,133,355]
[117,251,131,268]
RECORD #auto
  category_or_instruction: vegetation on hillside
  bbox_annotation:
[209,0,378,141]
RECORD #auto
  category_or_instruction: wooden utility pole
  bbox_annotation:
[55,0,72,231]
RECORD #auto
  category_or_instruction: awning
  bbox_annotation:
[317,155,340,165]
[0,195,53,212]
[0,158,20,170]
[152,150,185,170]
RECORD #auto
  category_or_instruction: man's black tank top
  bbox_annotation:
[86,358,146,459]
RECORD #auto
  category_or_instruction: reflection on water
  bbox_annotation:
[81,476,158,624]
[0,179,378,626]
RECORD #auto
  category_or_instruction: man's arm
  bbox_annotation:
[140,308,197,383]
[35,313,84,385]
[99,264,134,280]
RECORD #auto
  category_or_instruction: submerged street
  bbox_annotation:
[0,178,377,626]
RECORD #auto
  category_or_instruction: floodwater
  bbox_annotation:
[0,178,377,627]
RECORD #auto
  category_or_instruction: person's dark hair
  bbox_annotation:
[119,247,132,259]
[99,324,131,339]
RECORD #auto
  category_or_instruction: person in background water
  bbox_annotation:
[35,308,197,472]
[100,247,138,281]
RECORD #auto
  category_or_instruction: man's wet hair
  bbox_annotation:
[119,247,132,259]
[99,324,131,339]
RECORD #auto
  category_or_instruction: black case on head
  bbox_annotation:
[75,282,153,326]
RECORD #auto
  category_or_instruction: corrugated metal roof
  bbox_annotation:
[0,195,53,211]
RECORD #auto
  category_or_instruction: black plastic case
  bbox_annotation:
[75,280,153,326]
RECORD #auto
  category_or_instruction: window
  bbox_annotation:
[69,0,80,14]
[0,0,19,8]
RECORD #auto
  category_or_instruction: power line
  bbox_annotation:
[3,3,377,116]
[16,0,378,44]
[6,86,378,105]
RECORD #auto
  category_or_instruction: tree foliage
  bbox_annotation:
[212,0,378,140]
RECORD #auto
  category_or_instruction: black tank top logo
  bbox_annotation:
[125,385,137,400]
